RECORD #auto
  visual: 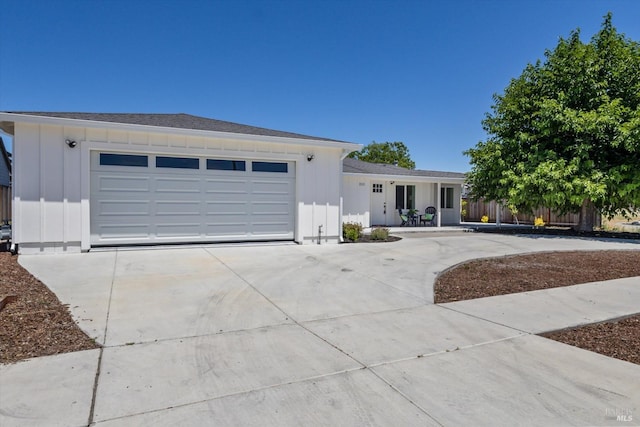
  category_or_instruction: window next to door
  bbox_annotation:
[395,185,415,209]
[441,187,454,209]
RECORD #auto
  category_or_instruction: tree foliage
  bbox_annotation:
[465,13,640,229]
[349,141,416,169]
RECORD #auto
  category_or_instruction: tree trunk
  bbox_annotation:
[575,199,597,232]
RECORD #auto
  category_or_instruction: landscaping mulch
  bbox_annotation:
[542,315,640,366]
[435,250,640,365]
[0,252,99,364]
[434,250,640,303]
[351,235,402,243]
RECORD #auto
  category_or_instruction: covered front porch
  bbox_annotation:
[343,176,464,228]
[341,157,466,229]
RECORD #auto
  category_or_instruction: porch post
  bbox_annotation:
[436,181,442,227]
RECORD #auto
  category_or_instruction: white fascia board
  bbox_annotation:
[0,113,359,151]
[342,172,466,184]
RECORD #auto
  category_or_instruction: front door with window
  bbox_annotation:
[371,182,386,225]
[440,186,455,225]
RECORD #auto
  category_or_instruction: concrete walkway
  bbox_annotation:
[1,233,639,426]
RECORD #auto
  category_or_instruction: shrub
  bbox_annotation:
[343,222,363,242]
[534,217,546,227]
[481,215,489,223]
[370,227,389,241]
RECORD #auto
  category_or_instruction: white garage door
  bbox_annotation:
[90,152,295,245]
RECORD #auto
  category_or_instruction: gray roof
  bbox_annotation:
[3,112,346,143]
[343,157,466,179]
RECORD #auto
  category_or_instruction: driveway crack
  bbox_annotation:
[87,250,118,426]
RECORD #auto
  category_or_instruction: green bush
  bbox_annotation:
[370,227,389,241]
[343,222,363,241]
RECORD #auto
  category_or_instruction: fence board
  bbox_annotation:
[462,198,583,226]
[0,186,10,223]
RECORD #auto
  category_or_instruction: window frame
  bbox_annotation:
[156,156,200,170]
[99,153,149,167]
[440,187,454,209]
[252,161,288,173]
[395,185,416,210]
[206,159,246,171]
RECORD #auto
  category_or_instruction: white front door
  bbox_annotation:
[370,181,386,226]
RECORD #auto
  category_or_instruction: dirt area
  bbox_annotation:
[1,248,638,365]
[0,252,99,364]
[434,251,640,303]
[540,316,640,365]
[435,250,640,365]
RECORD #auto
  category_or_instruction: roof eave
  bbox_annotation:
[0,112,360,150]
[343,171,465,183]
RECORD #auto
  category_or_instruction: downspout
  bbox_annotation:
[338,149,352,243]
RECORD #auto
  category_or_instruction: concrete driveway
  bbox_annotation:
[2,233,639,426]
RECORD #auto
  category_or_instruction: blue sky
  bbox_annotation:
[1,0,639,172]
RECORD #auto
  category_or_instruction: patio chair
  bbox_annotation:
[398,208,409,226]
[408,209,419,226]
[420,206,437,226]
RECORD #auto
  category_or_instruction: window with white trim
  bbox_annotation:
[441,187,454,209]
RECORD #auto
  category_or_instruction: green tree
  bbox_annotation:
[465,13,640,231]
[349,141,416,169]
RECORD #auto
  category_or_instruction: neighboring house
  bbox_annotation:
[342,157,465,227]
[0,112,361,254]
[0,136,11,224]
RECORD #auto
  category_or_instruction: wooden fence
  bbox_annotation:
[0,185,10,224]
[462,198,583,226]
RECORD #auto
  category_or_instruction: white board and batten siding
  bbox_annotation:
[10,120,350,253]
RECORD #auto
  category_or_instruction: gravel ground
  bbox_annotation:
[435,250,640,365]
[0,252,99,364]
[541,315,640,365]
[1,249,639,365]
[434,250,640,303]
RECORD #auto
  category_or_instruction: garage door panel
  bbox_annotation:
[97,175,150,192]
[205,222,251,236]
[204,178,247,190]
[97,224,152,240]
[155,177,201,193]
[251,212,292,222]
[251,201,291,215]
[97,200,150,216]
[91,152,295,245]
[155,201,201,216]
[155,223,202,237]
[252,223,294,236]
[206,206,251,216]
